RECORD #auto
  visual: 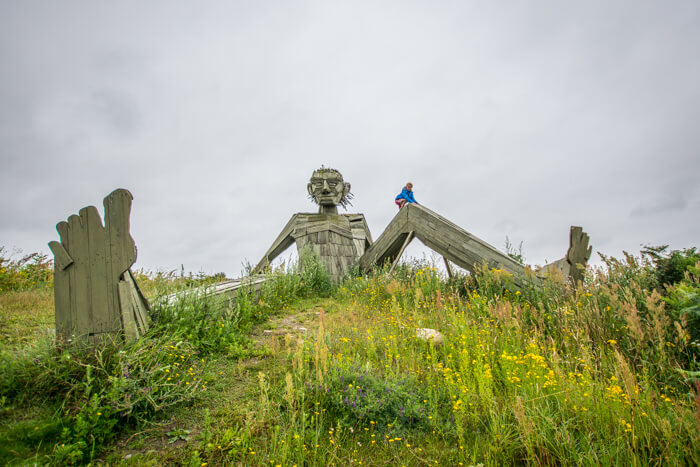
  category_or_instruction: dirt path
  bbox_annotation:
[106,302,326,464]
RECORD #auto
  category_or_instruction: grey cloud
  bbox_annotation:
[630,198,688,218]
[1,1,699,276]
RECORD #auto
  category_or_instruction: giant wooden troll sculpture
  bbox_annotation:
[254,167,591,286]
[48,170,591,346]
[253,167,372,283]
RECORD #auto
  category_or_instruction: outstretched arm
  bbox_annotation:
[252,214,300,274]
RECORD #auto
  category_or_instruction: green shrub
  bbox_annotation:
[0,336,202,464]
[315,370,435,436]
[131,268,227,299]
[0,247,53,292]
[663,263,700,364]
[149,290,254,355]
[298,247,333,297]
[642,245,700,288]
[257,267,303,311]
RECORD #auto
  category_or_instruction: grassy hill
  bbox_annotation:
[1,248,699,465]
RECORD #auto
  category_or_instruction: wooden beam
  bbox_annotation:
[359,204,531,286]
[389,231,414,274]
[359,206,409,270]
[443,256,453,278]
[252,214,299,273]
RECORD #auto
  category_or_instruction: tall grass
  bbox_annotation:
[0,247,335,465]
[211,254,699,465]
[2,244,699,465]
[0,247,53,292]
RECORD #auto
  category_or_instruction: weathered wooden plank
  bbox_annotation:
[252,214,299,273]
[389,231,414,274]
[353,238,366,257]
[339,245,355,257]
[327,224,355,240]
[360,203,528,284]
[105,189,137,278]
[84,205,114,336]
[128,269,150,312]
[359,210,408,269]
[125,272,148,334]
[48,241,73,270]
[408,204,525,275]
[104,190,137,338]
[54,222,72,341]
[122,270,150,337]
[68,213,90,338]
[535,226,591,284]
[538,257,570,279]
[444,257,453,278]
[50,189,149,344]
[348,214,374,244]
[118,280,139,341]
[303,222,331,236]
[567,226,592,285]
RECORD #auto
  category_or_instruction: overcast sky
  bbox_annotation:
[1,1,698,277]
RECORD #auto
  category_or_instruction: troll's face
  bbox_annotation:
[307,169,351,208]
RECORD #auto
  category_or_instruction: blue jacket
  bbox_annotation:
[395,188,417,204]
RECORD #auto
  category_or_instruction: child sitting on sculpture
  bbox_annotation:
[395,182,418,209]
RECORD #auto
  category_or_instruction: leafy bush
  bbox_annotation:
[298,247,333,297]
[315,370,434,436]
[131,268,227,299]
[642,245,700,288]
[150,290,256,355]
[0,247,53,292]
[0,336,202,464]
[316,255,700,465]
[663,263,700,363]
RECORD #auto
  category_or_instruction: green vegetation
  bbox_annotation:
[1,246,699,465]
[0,247,53,292]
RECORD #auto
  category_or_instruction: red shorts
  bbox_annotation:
[395,199,403,209]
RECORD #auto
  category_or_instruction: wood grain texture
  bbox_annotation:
[444,257,454,278]
[252,214,299,273]
[118,280,140,341]
[49,189,149,344]
[566,226,592,285]
[252,212,373,283]
[48,241,73,270]
[535,226,592,284]
[389,231,414,274]
[360,204,527,282]
[54,222,72,340]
